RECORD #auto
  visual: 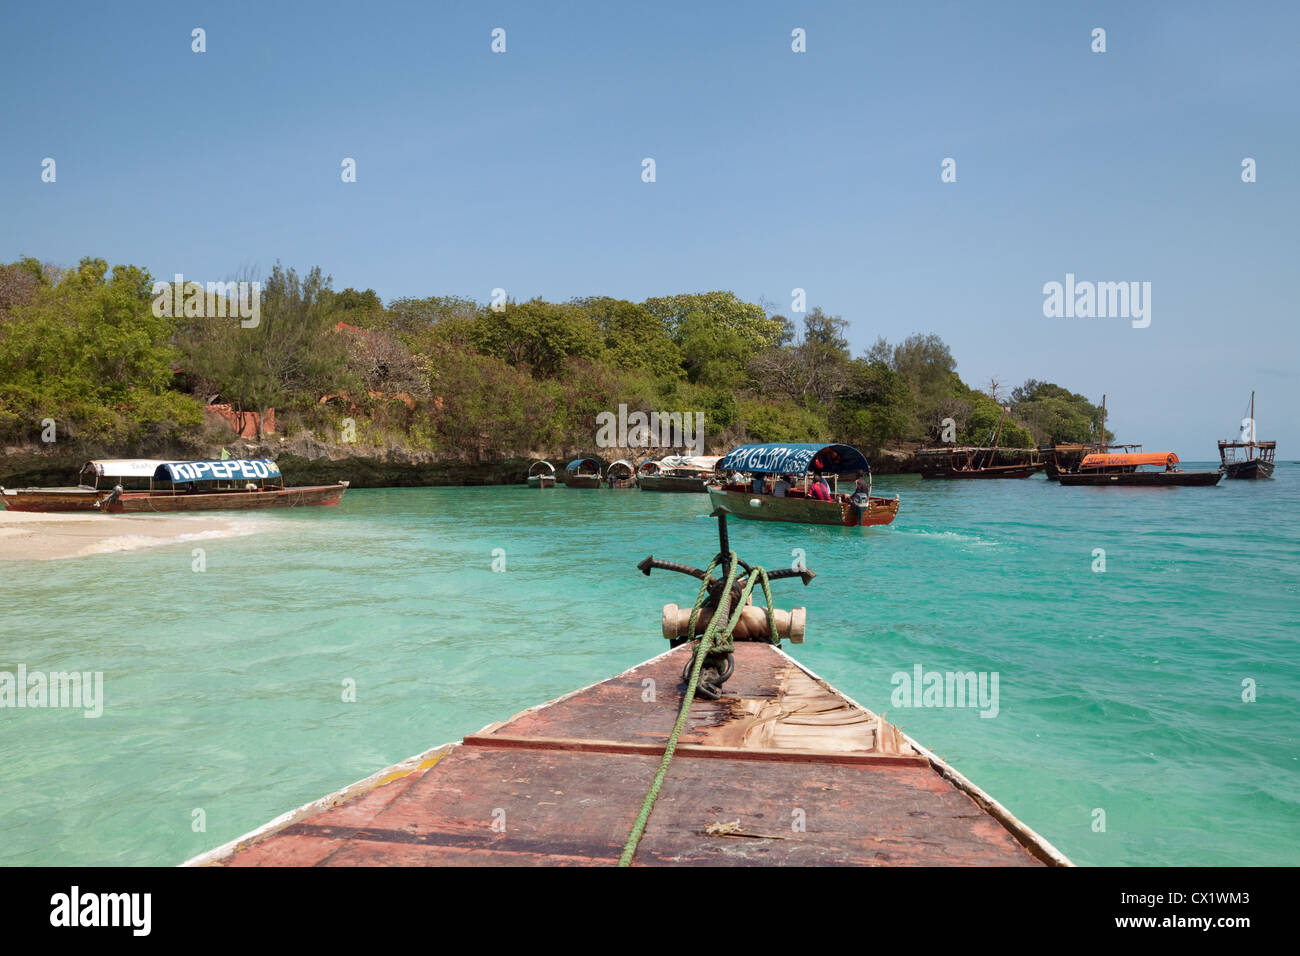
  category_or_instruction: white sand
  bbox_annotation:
[0,509,258,561]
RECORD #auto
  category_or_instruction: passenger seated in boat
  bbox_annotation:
[751,474,766,495]
[808,474,832,501]
[772,475,791,497]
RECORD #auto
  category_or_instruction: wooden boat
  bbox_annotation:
[917,451,1041,479]
[1057,452,1221,487]
[1041,395,1143,480]
[1219,392,1276,479]
[559,457,603,489]
[0,459,349,513]
[918,405,1041,479]
[185,510,1067,868]
[525,460,556,488]
[605,459,636,489]
[706,443,899,527]
[635,455,720,493]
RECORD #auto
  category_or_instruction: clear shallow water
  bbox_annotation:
[2,466,1297,866]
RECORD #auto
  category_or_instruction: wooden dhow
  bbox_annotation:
[1218,392,1276,480]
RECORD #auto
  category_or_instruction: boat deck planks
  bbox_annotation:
[195,643,1058,867]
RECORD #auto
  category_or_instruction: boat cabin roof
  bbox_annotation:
[658,454,721,472]
[1080,452,1177,469]
[83,459,178,479]
[1218,440,1276,449]
[527,460,556,475]
[717,443,869,476]
[565,457,602,473]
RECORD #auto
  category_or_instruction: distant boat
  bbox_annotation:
[1041,394,1144,480]
[526,460,556,488]
[918,406,1041,479]
[1218,392,1276,480]
[636,455,720,493]
[1057,452,1221,487]
[0,459,349,512]
[560,457,603,489]
[707,443,899,527]
[606,459,636,489]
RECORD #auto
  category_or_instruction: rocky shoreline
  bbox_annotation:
[0,438,925,488]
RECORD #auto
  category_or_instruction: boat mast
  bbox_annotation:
[1099,394,1106,450]
[1250,390,1256,446]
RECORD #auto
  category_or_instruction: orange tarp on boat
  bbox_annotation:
[1080,452,1178,469]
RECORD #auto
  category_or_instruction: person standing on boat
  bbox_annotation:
[808,473,832,501]
[852,470,870,496]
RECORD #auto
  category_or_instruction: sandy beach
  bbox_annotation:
[0,509,253,561]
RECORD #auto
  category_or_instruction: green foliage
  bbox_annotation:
[1011,379,1109,444]
[469,298,603,378]
[643,291,784,351]
[571,296,683,380]
[0,259,202,445]
[0,255,1090,462]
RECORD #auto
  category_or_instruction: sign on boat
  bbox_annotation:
[707,443,900,527]
[0,459,349,513]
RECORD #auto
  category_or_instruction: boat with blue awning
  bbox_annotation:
[706,443,900,527]
[0,459,349,513]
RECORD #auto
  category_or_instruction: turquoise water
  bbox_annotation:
[2,466,1298,866]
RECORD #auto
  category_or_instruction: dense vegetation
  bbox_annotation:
[0,257,1111,459]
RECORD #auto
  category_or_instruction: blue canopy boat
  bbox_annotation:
[707,443,900,527]
[560,457,604,489]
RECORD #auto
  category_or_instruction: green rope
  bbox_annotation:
[618,553,783,866]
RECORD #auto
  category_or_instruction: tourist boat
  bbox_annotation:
[184,509,1067,868]
[560,457,603,489]
[1057,452,1222,487]
[1218,392,1276,480]
[0,459,349,513]
[525,460,556,488]
[706,443,900,527]
[635,455,720,493]
[606,459,636,489]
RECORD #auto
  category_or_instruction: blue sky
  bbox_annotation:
[2,1,1296,456]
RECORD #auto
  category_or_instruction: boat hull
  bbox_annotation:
[636,474,708,493]
[1222,459,1274,480]
[706,486,899,526]
[526,475,556,488]
[920,464,1041,479]
[185,642,1067,868]
[1058,471,1221,487]
[561,474,602,489]
[1,483,349,512]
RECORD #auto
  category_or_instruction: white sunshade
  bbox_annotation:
[659,455,721,471]
[84,459,178,479]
